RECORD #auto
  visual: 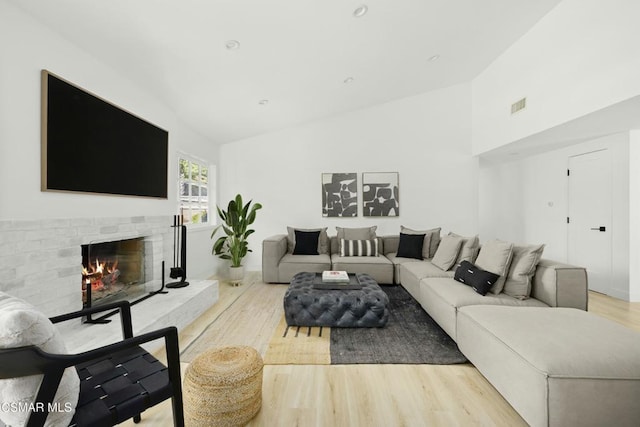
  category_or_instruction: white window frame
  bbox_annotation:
[177,152,214,227]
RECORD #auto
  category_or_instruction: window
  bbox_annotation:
[178,155,213,225]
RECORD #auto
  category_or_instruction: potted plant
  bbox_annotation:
[211,194,262,284]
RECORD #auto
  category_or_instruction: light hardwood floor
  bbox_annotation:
[123,274,640,427]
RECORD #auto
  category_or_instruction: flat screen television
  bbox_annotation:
[41,70,168,198]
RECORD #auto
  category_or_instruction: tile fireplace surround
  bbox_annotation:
[0,215,217,352]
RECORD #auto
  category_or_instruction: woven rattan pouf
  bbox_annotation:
[183,345,263,427]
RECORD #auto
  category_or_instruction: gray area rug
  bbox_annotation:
[330,285,468,364]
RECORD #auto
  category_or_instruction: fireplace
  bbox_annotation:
[82,237,147,310]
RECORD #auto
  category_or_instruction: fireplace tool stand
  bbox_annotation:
[166,214,189,289]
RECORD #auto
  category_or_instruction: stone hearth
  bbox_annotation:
[0,215,218,351]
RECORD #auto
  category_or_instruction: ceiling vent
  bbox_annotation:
[511,97,527,114]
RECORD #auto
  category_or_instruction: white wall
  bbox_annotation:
[472,0,640,155]
[480,133,633,300]
[0,2,220,280]
[219,83,478,271]
[629,130,640,301]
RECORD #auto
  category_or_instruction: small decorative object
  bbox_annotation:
[322,173,358,217]
[362,172,399,217]
[322,270,350,283]
[211,194,262,285]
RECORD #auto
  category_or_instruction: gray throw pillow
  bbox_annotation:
[287,227,328,254]
[336,226,377,240]
[401,226,440,258]
[503,244,545,299]
[475,239,514,294]
[431,234,464,271]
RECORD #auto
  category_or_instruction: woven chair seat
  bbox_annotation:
[70,346,173,427]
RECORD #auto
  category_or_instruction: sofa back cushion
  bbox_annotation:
[449,232,480,268]
[431,234,464,271]
[475,239,514,294]
[503,244,545,299]
[336,226,377,240]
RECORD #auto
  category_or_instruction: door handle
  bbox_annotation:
[590,226,606,232]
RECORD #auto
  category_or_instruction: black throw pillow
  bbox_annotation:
[293,230,320,255]
[396,233,425,260]
[454,260,500,296]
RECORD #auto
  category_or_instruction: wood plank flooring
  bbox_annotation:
[122,274,640,427]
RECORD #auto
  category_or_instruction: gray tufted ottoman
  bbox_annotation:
[284,272,389,327]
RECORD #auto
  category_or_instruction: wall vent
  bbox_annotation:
[511,97,527,114]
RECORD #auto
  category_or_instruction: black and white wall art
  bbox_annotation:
[362,172,399,217]
[322,173,358,217]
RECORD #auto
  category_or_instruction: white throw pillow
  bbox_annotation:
[0,292,79,427]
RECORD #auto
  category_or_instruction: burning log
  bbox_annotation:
[101,269,121,287]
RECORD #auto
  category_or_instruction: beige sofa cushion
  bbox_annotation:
[475,239,514,294]
[503,244,545,299]
[449,232,480,268]
[287,226,329,254]
[457,306,640,427]
[431,234,463,271]
[336,226,377,240]
[401,226,440,258]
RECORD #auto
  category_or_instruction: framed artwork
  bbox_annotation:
[321,173,358,217]
[362,172,399,217]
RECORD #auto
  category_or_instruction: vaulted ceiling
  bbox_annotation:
[10,0,562,144]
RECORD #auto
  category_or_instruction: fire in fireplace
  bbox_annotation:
[82,237,146,309]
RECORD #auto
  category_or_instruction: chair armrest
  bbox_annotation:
[262,234,287,283]
[9,326,180,374]
[50,300,133,340]
[531,259,588,310]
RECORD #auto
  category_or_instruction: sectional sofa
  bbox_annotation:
[263,226,640,426]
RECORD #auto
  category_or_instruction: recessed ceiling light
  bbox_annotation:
[343,77,354,84]
[428,54,440,62]
[258,99,269,105]
[353,5,368,17]
[225,40,240,50]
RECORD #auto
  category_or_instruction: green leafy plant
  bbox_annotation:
[211,194,262,268]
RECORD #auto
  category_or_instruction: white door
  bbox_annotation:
[567,149,612,294]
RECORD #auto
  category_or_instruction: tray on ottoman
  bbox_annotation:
[284,271,389,328]
[312,273,362,290]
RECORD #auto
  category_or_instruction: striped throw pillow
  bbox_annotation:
[340,238,379,257]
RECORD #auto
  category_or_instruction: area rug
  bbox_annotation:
[264,285,467,365]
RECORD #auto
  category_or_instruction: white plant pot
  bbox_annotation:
[229,265,244,286]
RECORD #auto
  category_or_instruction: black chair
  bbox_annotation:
[0,301,185,427]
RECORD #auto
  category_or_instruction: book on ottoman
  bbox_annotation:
[322,270,349,283]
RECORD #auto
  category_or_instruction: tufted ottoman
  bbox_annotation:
[183,346,263,427]
[284,272,389,327]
